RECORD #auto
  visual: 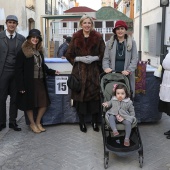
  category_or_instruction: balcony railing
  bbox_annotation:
[51,27,113,45]
[57,27,113,35]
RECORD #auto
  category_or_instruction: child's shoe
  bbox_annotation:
[124,139,130,146]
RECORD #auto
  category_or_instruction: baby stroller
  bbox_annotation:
[100,72,143,169]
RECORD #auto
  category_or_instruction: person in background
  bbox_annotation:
[66,15,105,133]
[0,15,25,131]
[102,84,136,147]
[102,20,138,97]
[159,50,170,139]
[15,29,60,133]
[57,36,72,58]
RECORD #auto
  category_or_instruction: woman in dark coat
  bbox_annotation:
[66,15,105,133]
[15,29,59,133]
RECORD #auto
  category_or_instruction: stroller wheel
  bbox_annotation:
[104,157,109,169]
[139,156,143,168]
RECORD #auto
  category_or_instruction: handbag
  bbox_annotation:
[67,62,81,92]
[154,65,162,78]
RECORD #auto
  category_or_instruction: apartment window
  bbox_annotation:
[146,23,161,56]
[45,0,52,14]
[74,22,78,28]
[144,26,149,52]
[94,21,102,28]
[106,21,114,28]
[136,0,140,13]
[63,22,67,28]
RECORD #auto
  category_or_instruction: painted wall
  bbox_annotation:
[133,0,170,67]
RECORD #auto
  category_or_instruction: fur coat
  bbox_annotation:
[15,41,56,111]
[65,29,105,102]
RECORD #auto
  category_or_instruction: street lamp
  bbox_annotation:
[160,0,169,64]
[160,0,169,7]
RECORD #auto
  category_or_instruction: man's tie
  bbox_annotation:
[10,35,13,39]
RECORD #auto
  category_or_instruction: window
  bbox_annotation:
[94,21,102,28]
[136,0,140,13]
[145,23,161,56]
[45,0,52,14]
[74,22,78,28]
[63,22,67,28]
[144,26,149,52]
[106,21,114,28]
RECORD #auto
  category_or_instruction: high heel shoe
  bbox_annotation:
[91,123,99,132]
[79,123,87,133]
[30,124,41,133]
[37,124,46,132]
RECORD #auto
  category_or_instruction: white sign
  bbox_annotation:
[55,76,68,94]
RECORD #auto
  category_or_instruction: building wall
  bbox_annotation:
[0,0,27,36]
[133,0,170,67]
[102,0,115,8]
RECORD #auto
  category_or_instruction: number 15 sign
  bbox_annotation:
[55,76,68,94]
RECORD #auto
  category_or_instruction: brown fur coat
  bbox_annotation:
[66,29,105,102]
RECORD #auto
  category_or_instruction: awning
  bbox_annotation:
[41,14,82,20]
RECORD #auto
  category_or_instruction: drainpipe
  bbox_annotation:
[138,0,142,61]
[160,6,166,64]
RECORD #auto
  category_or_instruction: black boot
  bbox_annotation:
[79,123,87,133]
[91,123,99,132]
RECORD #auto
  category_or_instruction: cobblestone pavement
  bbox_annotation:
[1,112,170,170]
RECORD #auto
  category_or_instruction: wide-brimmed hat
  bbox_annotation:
[6,15,18,23]
[27,29,42,41]
[113,20,128,34]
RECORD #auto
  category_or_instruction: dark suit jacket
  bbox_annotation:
[0,30,25,77]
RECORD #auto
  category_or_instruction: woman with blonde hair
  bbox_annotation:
[15,29,59,133]
[66,15,105,133]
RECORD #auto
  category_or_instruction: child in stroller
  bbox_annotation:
[102,84,136,147]
[100,72,143,168]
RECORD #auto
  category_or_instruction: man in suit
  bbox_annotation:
[0,15,25,131]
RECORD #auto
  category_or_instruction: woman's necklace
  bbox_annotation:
[116,42,124,57]
[34,54,42,68]
[32,49,42,68]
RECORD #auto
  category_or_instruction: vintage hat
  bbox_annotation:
[113,20,128,33]
[6,15,18,22]
[27,29,42,41]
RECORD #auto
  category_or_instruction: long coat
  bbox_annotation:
[65,29,105,102]
[0,30,25,77]
[159,51,170,102]
[102,35,138,96]
[105,96,136,124]
[15,41,56,111]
